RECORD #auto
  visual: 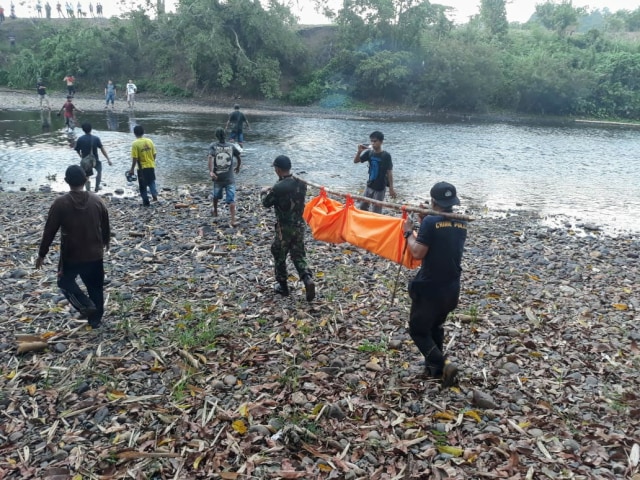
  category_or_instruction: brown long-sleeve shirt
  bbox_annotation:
[38,191,110,263]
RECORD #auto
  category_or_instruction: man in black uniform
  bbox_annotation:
[403,181,467,387]
[261,155,315,301]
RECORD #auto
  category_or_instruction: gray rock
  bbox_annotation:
[501,362,520,374]
[248,425,271,436]
[223,375,237,386]
[94,406,109,424]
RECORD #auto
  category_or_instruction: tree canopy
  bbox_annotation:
[1,0,640,118]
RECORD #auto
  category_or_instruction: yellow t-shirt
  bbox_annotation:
[131,137,156,169]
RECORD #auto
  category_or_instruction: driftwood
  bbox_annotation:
[17,341,48,354]
[294,176,474,222]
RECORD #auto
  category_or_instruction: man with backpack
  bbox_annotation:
[208,127,241,226]
[74,123,112,192]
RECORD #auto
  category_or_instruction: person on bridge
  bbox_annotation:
[45,2,51,18]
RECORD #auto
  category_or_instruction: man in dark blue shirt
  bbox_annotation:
[74,123,112,192]
[403,181,467,387]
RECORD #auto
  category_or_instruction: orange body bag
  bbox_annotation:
[303,190,421,269]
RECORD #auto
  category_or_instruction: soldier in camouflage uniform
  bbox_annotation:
[261,155,315,301]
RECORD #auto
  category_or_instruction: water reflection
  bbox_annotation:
[106,110,119,131]
[0,109,639,232]
[40,109,51,131]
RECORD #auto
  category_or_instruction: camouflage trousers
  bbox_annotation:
[271,223,311,283]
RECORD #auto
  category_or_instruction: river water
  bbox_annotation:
[1,109,639,232]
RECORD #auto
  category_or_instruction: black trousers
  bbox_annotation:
[57,259,104,325]
[408,280,460,376]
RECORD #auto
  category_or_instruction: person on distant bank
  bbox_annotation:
[36,77,50,109]
[125,79,137,108]
[63,73,75,96]
[104,79,116,109]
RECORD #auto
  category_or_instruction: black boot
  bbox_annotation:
[274,282,289,296]
[302,274,315,302]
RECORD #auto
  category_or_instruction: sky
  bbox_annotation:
[15,1,640,24]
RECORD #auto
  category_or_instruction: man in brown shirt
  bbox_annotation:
[36,165,111,328]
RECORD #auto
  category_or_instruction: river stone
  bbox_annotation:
[291,392,307,405]
[10,269,29,279]
[365,362,382,372]
[249,425,271,436]
[528,428,544,438]
[367,430,381,440]
[94,406,110,424]
[501,362,520,374]
[472,390,498,409]
[563,439,581,452]
[223,375,237,386]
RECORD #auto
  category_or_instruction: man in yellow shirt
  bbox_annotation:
[128,125,158,207]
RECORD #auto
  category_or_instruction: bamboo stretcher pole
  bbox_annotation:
[294,175,475,222]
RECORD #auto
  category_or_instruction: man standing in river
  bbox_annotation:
[225,104,250,148]
[354,130,396,213]
[403,181,467,388]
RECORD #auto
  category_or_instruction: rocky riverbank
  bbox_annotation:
[0,87,409,120]
[0,183,638,478]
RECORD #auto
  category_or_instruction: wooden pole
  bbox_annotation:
[294,176,474,222]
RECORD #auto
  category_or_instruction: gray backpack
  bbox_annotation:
[80,135,97,176]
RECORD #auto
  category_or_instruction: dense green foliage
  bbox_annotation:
[1,0,640,118]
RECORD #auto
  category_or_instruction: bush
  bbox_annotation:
[159,83,192,98]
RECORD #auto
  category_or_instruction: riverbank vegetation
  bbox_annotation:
[1,0,640,118]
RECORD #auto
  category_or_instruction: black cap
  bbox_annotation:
[272,155,291,170]
[430,181,460,208]
[65,165,87,187]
